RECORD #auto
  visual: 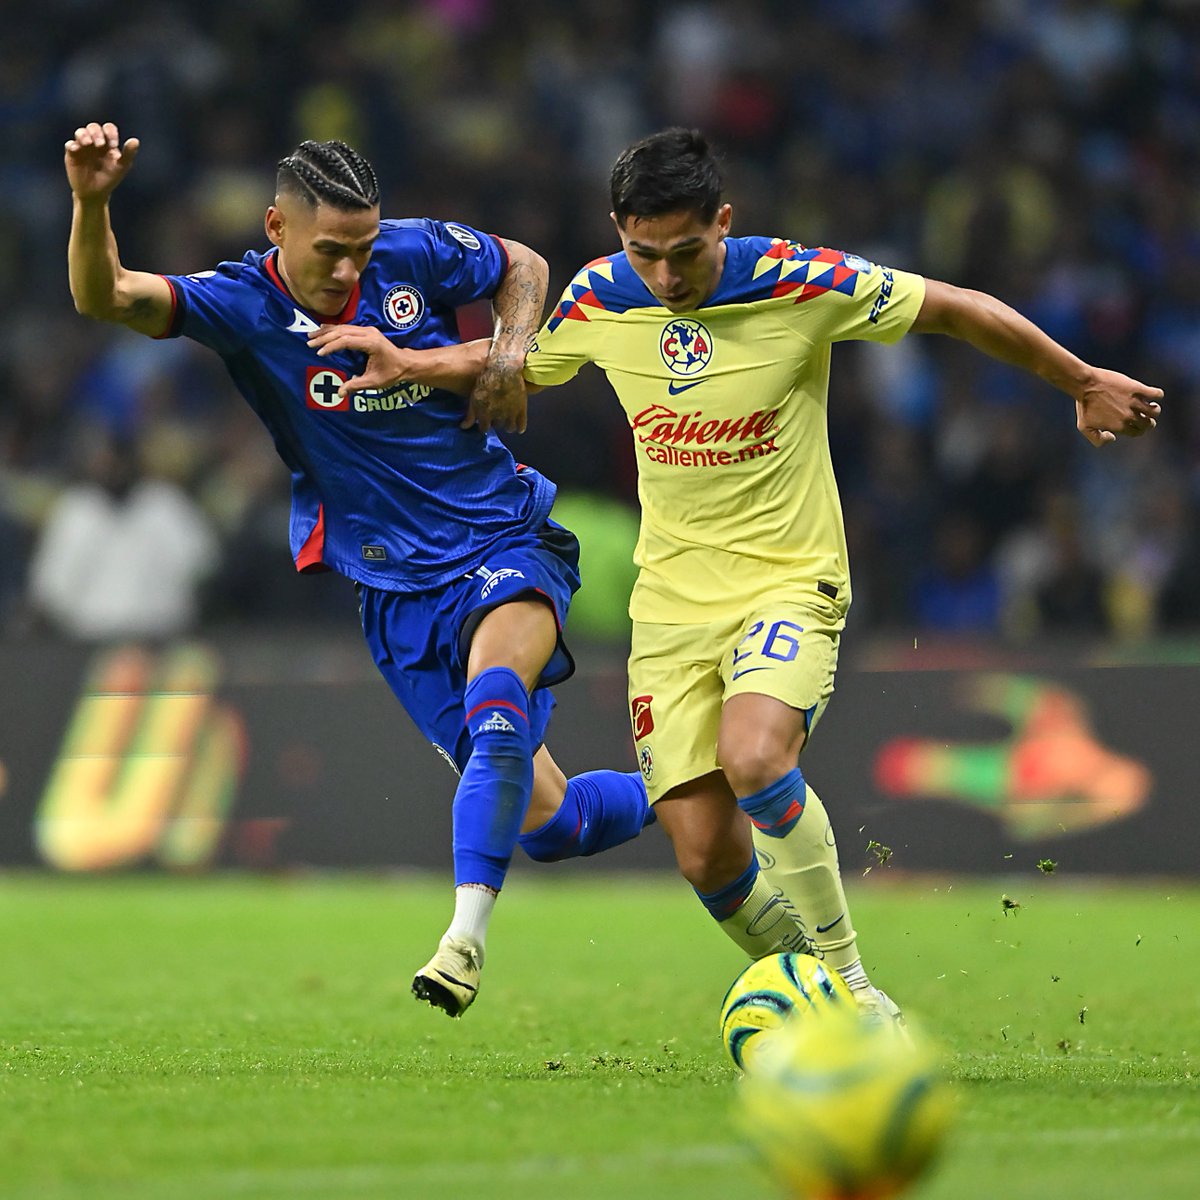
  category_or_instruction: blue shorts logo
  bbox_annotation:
[660,319,713,376]
[479,567,526,600]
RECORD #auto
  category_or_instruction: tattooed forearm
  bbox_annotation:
[493,240,550,355]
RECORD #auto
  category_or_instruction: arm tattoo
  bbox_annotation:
[494,240,548,353]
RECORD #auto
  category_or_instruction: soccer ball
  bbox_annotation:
[735,1010,955,1200]
[720,952,855,1072]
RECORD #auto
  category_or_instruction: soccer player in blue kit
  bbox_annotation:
[64,120,670,1018]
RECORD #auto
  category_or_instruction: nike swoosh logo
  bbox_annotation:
[667,380,702,394]
[815,913,845,934]
[731,666,772,681]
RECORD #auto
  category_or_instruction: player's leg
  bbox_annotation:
[627,617,811,959]
[417,520,629,1015]
[654,770,812,959]
[519,747,654,862]
[411,595,557,1015]
[718,691,862,966]
[716,607,900,1022]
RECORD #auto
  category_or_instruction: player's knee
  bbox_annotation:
[720,742,796,796]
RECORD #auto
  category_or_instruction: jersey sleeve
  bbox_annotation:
[784,251,925,347]
[418,220,508,308]
[160,266,261,355]
[522,283,596,387]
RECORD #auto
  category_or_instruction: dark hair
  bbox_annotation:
[276,139,380,210]
[610,128,723,225]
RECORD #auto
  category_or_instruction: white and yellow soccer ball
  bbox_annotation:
[735,1008,955,1200]
[719,952,855,1072]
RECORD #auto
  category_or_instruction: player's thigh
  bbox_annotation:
[458,521,581,691]
[719,603,842,750]
[466,598,559,692]
[628,616,737,804]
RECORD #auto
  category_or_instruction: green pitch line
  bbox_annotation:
[0,874,1196,1200]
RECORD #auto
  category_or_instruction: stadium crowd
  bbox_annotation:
[2,0,1198,644]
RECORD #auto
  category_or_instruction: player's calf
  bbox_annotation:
[519,769,653,862]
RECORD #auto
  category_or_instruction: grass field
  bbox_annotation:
[2,872,1197,1200]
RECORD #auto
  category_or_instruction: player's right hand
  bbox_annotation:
[308,325,414,398]
[1074,367,1163,448]
[65,122,140,200]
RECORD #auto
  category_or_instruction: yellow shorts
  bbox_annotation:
[627,601,844,802]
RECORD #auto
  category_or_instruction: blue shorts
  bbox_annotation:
[358,521,581,773]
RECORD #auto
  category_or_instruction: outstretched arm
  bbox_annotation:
[461,238,550,434]
[310,239,551,425]
[306,326,492,399]
[65,122,173,337]
[911,279,1162,447]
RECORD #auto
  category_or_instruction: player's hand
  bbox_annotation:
[462,353,528,434]
[1075,368,1163,448]
[64,122,140,200]
[307,325,415,398]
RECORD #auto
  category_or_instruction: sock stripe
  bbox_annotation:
[738,768,806,839]
[695,858,759,922]
[748,796,804,832]
[465,698,529,724]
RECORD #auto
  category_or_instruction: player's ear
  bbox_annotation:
[716,203,733,239]
[265,204,284,248]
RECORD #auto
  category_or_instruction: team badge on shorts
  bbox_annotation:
[660,318,713,376]
[383,285,425,330]
[631,694,655,740]
[638,744,655,782]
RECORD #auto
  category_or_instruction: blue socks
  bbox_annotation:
[738,767,807,838]
[694,856,760,921]
[519,770,653,862]
[452,667,533,891]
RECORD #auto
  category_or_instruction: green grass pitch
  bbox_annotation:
[2,872,1196,1199]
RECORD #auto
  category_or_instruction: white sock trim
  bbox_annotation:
[836,957,871,992]
[445,883,498,954]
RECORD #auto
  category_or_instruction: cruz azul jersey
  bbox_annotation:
[161,219,555,591]
[524,237,925,623]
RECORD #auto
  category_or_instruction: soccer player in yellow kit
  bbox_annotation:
[519,128,1163,1021]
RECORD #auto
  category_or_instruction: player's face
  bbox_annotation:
[265,197,381,316]
[613,203,732,312]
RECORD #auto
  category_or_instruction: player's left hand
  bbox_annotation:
[307,325,413,398]
[1074,368,1163,448]
[462,354,528,435]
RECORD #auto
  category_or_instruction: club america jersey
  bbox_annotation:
[160,219,555,592]
[524,237,926,623]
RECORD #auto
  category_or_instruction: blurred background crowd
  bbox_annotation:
[2,0,1198,647]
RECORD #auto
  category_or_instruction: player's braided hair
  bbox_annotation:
[610,127,724,226]
[276,140,380,210]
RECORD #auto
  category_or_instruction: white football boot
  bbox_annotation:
[855,987,910,1039]
[412,936,483,1018]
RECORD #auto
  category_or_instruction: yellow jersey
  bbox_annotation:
[525,237,925,623]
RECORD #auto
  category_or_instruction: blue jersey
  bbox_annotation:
[161,219,556,592]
